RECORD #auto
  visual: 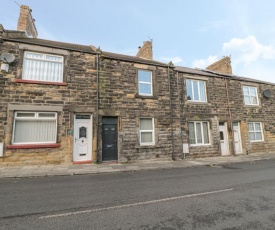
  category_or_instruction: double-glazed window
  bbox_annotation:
[242,86,259,105]
[248,122,263,142]
[138,70,152,96]
[139,118,154,145]
[22,51,64,82]
[186,79,207,102]
[188,121,209,145]
[12,112,57,144]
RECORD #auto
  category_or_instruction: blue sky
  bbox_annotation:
[1,0,275,82]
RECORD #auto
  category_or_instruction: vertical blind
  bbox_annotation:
[13,112,57,144]
[188,122,209,144]
[22,52,63,82]
[140,118,154,144]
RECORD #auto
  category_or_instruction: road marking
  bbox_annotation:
[39,188,233,219]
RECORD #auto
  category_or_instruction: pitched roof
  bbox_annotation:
[175,66,275,86]
[3,30,96,53]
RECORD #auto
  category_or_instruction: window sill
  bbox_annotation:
[189,144,211,147]
[135,145,161,149]
[244,104,260,107]
[250,140,264,143]
[135,94,158,99]
[185,101,209,105]
[16,79,67,86]
[6,143,61,149]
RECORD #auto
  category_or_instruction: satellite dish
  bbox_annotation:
[263,89,271,98]
[0,53,15,63]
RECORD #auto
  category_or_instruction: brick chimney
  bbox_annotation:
[17,5,38,38]
[206,56,232,74]
[136,41,153,59]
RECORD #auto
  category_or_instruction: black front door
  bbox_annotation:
[102,117,118,161]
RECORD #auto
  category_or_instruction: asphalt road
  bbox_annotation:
[1,159,275,230]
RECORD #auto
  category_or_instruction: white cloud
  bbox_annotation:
[192,55,219,68]
[191,36,275,83]
[159,56,183,64]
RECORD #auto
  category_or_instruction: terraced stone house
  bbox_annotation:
[1,5,275,166]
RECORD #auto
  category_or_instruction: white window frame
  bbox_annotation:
[139,118,155,146]
[12,111,58,144]
[186,79,207,102]
[242,86,259,105]
[188,121,210,146]
[138,69,153,96]
[22,51,64,82]
[248,122,264,142]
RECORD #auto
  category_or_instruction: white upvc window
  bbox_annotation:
[12,111,58,144]
[248,122,263,142]
[22,51,64,82]
[186,79,207,102]
[242,86,259,105]
[188,121,210,145]
[138,70,153,96]
[140,118,154,145]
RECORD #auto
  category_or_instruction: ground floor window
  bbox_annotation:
[12,111,57,144]
[248,122,263,142]
[140,118,154,145]
[188,121,210,145]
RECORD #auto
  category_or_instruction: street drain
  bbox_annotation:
[222,165,242,170]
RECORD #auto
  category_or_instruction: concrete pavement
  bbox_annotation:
[0,152,275,178]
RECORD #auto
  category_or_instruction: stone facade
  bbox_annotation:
[1,25,275,165]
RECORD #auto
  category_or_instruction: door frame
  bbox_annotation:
[233,121,243,155]
[73,114,93,163]
[219,122,230,156]
[102,117,118,162]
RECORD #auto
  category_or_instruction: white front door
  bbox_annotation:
[233,122,243,155]
[73,114,92,162]
[219,123,229,156]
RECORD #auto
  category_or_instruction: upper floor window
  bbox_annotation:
[22,51,64,82]
[186,79,207,102]
[138,70,152,96]
[12,111,57,144]
[248,122,263,142]
[140,118,154,145]
[242,86,259,105]
[188,121,210,145]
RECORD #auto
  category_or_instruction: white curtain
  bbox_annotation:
[140,118,153,143]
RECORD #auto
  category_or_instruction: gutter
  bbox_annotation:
[168,64,175,160]
[96,53,100,162]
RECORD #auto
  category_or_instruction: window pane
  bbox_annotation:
[138,70,151,83]
[140,118,153,130]
[251,96,257,104]
[199,81,206,102]
[244,96,250,104]
[23,52,63,82]
[249,132,255,141]
[38,113,56,118]
[255,132,262,140]
[243,86,249,95]
[202,122,209,143]
[186,79,193,100]
[139,83,152,95]
[16,112,35,118]
[254,123,261,131]
[193,81,199,101]
[196,122,202,143]
[248,123,254,131]
[14,120,56,143]
[188,122,196,144]
[141,132,153,143]
[250,87,256,96]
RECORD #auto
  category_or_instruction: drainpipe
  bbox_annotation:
[225,78,235,156]
[96,53,100,162]
[176,71,184,159]
[168,63,175,160]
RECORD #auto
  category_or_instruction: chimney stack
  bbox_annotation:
[17,5,38,38]
[136,41,153,60]
[206,56,232,74]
